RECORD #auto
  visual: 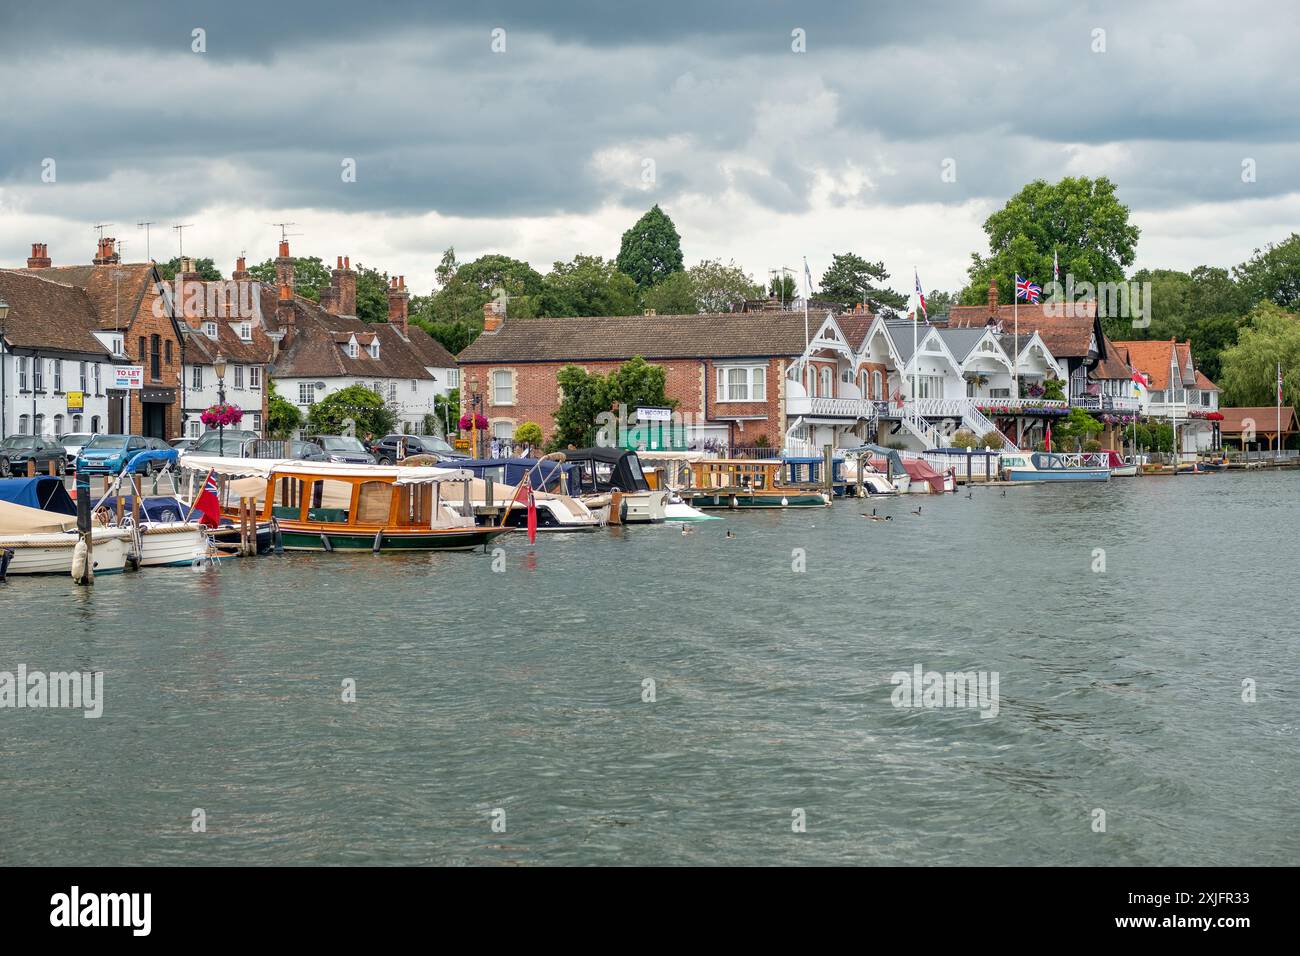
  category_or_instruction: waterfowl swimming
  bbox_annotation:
[725,530,736,538]
[911,505,922,516]
[862,508,889,522]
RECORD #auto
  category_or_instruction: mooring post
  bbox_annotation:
[822,444,834,497]
[74,469,94,586]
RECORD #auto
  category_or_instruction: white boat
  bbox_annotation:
[133,523,213,567]
[840,459,902,496]
[0,521,130,576]
[463,478,602,532]
[664,495,719,521]
[560,448,668,523]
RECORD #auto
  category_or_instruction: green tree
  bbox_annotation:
[1233,233,1300,309]
[434,246,459,288]
[306,384,396,438]
[689,259,761,313]
[432,388,460,436]
[549,357,675,449]
[768,273,799,304]
[266,384,303,440]
[819,253,908,314]
[642,270,697,314]
[1218,302,1300,406]
[1051,407,1104,450]
[924,289,957,318]
[1124,266,1247,380]
[154,257,222,280]
[615,204,684,288]
[536,255,641,317]
[247,255,333,300]
[353,264,390,323]
[959,177,1140,305]
[514,422,544,447]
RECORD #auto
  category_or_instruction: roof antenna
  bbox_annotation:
[172,223,194,260]
[270,222,303,242]
[137,221,155,261]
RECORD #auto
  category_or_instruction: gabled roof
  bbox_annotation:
[404,325,457,369]
[457,313,814,364]
[935,327,997,363]
[23,262,156,332]
[947,301,1101,360]
[274,296,434,380]
[0,270,112,355]
[1111,339,1215,390]
[1218,406,1297,434]
[166,278,275,366]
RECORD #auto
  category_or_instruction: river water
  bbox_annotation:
[2,470,1297,865]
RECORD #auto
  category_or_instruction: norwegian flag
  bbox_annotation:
[913,269,927,320]
[187,469,221,527]
[1015,275,1042,304]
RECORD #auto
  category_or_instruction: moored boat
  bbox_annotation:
[1101,450,1139,477]
[0,489,131,575]
[678,458,830,509]
[557,448,669,522]
[1002,452,1111,481]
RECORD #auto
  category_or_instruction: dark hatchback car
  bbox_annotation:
[310,435,376,464]
[0,435,68,476]
[369,433,466,464]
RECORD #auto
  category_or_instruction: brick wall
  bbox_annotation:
[127,280,183,439]
[461,356,791,448]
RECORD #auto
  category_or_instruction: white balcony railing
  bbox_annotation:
[786,395,879,419]
[1071,394,1140,412]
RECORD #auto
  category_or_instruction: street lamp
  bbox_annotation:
[213,352,227,457]
[0,298,8,440]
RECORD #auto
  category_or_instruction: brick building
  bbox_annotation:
[22,239,186,439]
[455,302,815,450]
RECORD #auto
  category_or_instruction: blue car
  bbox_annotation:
[75,434,150,475]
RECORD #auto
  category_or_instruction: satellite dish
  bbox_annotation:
[315,381,326,389]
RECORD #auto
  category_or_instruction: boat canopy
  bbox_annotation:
[182,455,471,484]
[124,448,179,474]
[0,476,76,514]
[0,499,77,533]
[557,447,651,493]
[452,457,576,492]
[842,444,906,475]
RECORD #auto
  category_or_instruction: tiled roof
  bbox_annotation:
[167,278,275,366]
[0,270,111,355]
[934,327,992,362]
[1091,335,1134,381]
[24,263,156,331]
[833,310,875,351]
[1218,406,1296,433]
[948,301,1100,360]
[457,313,814,364]
[274,297,434,380]
[1112,339,1204,391]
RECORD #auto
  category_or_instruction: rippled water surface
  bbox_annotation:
[2,471,1297,865]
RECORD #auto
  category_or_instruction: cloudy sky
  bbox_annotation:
[2,0,1297,298]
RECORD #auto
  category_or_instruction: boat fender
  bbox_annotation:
[619,499,628,524]
[271,517,284,555]
[320,533,334,553]
[71,537,90,584]
[372,530,384,553]
[781,496,788,507]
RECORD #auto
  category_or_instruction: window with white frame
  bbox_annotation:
[34,413,44,436]
[234,365,245,390]
[717,365,766,402]
[204,322,217,339]
[90,415,100,433]
[54,360,63,392]
[370,342,380,359]
[388,382,397,402]
[17,414,29,434]
[372,381,383,396]
[872,370,883,400]
[250,412,262,433]
[33,358,44,392]
[492,369,514,405]
[17,356,27,391]
[492,421,514,440]
[79,362,87,392]
[410,379,417,392]
[238,322,252,342]
[53,414,64,435]
[250,366,261,390]
[298,382,316,405]
[72,414,83,431]
[915,374,944,399]
[93,362,101,393]
[188,419,202,437]
[348,341,358,358]
[192,365,203,389]
[819,366,833,398]
[447,368,460,387]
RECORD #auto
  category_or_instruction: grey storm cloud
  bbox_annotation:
[1,0,1298,234]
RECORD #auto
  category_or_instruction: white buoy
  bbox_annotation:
[781,497,788,507]
[71,537,90,584]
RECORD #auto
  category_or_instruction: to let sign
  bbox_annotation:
[112,366,144,390]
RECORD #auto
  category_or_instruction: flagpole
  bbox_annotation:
[1277,361,1282,460]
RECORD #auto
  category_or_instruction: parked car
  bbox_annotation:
[0,435,68,477]
[170,437,197,456]
[285,440,327,462]
[75,434,149,476]
[188,429,260,458]
[310,435,377,464]
[369,433,467,464]
[59,432,94,465]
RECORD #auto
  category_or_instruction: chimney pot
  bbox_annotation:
[26,242,52,269]
[987,279,999,316]
[344,256,350,270]
[279,240,290,258]
[482,299,504,332]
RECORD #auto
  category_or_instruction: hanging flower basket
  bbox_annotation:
[459,412,488,430]
[201,402,243,428]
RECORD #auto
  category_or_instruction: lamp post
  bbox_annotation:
[214,352,227,457]
[0,298,8,440]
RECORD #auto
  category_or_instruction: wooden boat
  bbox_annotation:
[1002,452,1110,482]
[183,456,512,552]
[679,459,830,509]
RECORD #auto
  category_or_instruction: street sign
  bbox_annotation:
[636,406,672,422]
[112,366,144,390]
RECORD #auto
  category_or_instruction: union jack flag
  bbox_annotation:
[1015,275,1042,303]
[913,269,927,319]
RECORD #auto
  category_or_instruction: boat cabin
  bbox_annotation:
[561,448,652,496]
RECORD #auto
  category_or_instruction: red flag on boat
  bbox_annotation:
[1045,423,1052,452]
[188,469,221,528]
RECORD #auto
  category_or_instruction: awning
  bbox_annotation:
[182,455,471,484]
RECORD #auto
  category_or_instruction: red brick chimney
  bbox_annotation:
[277,282,296,344]
[987,279,999,316]
[26,243,51,269]
[320,256,343,314]
[93,237,120,265]
[482,298,504,333]
[337,255,356,316]
[387,275,410,336]
[275,240,295,291]
[232,256,249,281]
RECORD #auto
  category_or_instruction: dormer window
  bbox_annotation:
[238,322,252,342]
[369,342,380,359]
[204,322,217,339]
[348,341,358,358]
